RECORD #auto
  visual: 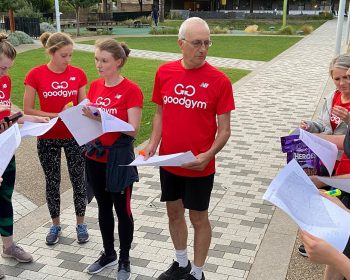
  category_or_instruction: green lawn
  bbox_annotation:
[10,49,248,145]
[82,35,301,61]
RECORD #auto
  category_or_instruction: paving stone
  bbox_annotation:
[56,252,85,262]
[59,260,89,271]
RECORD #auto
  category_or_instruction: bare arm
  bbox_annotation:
[123,107,142,138]
[314,133,345,150]
[300,230,350,279]
[23,85,59,118]
[143,105,162,159]
[77,86,86,103]
[182,111,231,171]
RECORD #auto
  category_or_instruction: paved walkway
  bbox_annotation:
[1,19,344,279]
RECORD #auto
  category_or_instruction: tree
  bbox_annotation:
[0,0,27,32]
[249,0,253,13]
[28,0,53,12]
[159,0,164,22]
[138,0,142,12]
[61,0,99,36]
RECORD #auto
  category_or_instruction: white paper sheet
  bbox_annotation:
[298,129,338,176]
[20,117,58,138]
[127,151,197,166]
[263,159,350,252]
[59,105,134,146]
[316,177,350,193]
[0,124,21,176]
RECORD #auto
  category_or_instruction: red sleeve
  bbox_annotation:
[78,69,88,88]
[126,83,143,109]
[87,80,96,100]
[152,69,163,105]
[216,75,235,115]
[24,68,38,89]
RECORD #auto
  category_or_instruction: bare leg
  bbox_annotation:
[189,209,211,267]
[166,200,187,250]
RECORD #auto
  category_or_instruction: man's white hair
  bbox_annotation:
[178,17,210,39]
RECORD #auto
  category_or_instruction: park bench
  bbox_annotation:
[86,26,113,32]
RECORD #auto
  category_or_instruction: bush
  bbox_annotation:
[149,27,178,35]
[13,31,34,44]
[136,16,152,24]
[211,25,228,34]
[40,22,56,33]
[278,25,295,35]
[301,24,314,34]
[318,12,333,20]
[7,33,20,46]
[97,29,113,35]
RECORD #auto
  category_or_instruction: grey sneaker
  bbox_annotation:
[117,259,131,280]
[76,224,89,244]
[0,267,4,279]
[46,224,61,245]
[87,251,118,274]
[1,243,33,262]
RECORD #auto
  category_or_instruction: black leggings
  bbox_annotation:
[37,138,86,219]
[85,157,134,260]
[0,157,15,237]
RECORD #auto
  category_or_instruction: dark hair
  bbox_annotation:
[40,32,73,54]
[95,39,130,68]
[0,33,16,60]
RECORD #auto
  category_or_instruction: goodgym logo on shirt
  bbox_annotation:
[95,97,117,115]
[0,90,10,106]
[163,83,207,109]
[43,81,78,98]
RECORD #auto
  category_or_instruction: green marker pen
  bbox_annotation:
[325,189,342,197]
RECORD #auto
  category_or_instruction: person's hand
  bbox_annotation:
[319,191,350,212]
[300,230,338,265]
[142,143,157,160]
[82,106,101,122]
[309,176,325,188]
[300,120,309,130]
[333,106,350,124]
[0,120,11,133]
[0,177,3,186]
[0,105,10,112]
[181,152,213,171]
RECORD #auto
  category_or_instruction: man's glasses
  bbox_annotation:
[182,39,213,49]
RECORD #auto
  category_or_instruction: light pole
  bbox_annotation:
[335,0,346,55]
[55,0,61,32]
[282,0,288,28]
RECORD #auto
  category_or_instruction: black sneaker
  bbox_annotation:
[185,272,205,280]
[157,260,191,280]
[117,259,131,280]
[298,244,308,257]
[87,251,118,274]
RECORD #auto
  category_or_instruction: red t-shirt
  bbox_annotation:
[152,60,235,177]
[330,90,350,131]
[0,75,11,121]
[86,78,143,163]
[24,65,88,139]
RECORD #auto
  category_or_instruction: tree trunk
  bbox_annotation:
[103,0,108,12]
[159,0,164,22]
[9,10,15,33]
[138,0,143,12]
[249,0,253,13]
[76,7,80,36]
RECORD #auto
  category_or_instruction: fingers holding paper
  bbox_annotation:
[181,152,213,171]
[82,106,101,122]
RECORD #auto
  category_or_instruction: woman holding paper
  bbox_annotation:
[82,39,143,280]
[23,32,89,246]
[0,33,51,279]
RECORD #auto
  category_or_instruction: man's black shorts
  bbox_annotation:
[159,167,214,211]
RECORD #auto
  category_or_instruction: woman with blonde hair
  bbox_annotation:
[23,32,89,246]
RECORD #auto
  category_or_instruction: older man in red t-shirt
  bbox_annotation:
[144,17,235,280]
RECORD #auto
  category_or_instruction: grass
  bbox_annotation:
[81,35,302,61]
[10,49,249,145]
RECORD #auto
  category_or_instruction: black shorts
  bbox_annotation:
[159,167,214,211]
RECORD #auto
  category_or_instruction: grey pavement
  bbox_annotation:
[3,19,344,279]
